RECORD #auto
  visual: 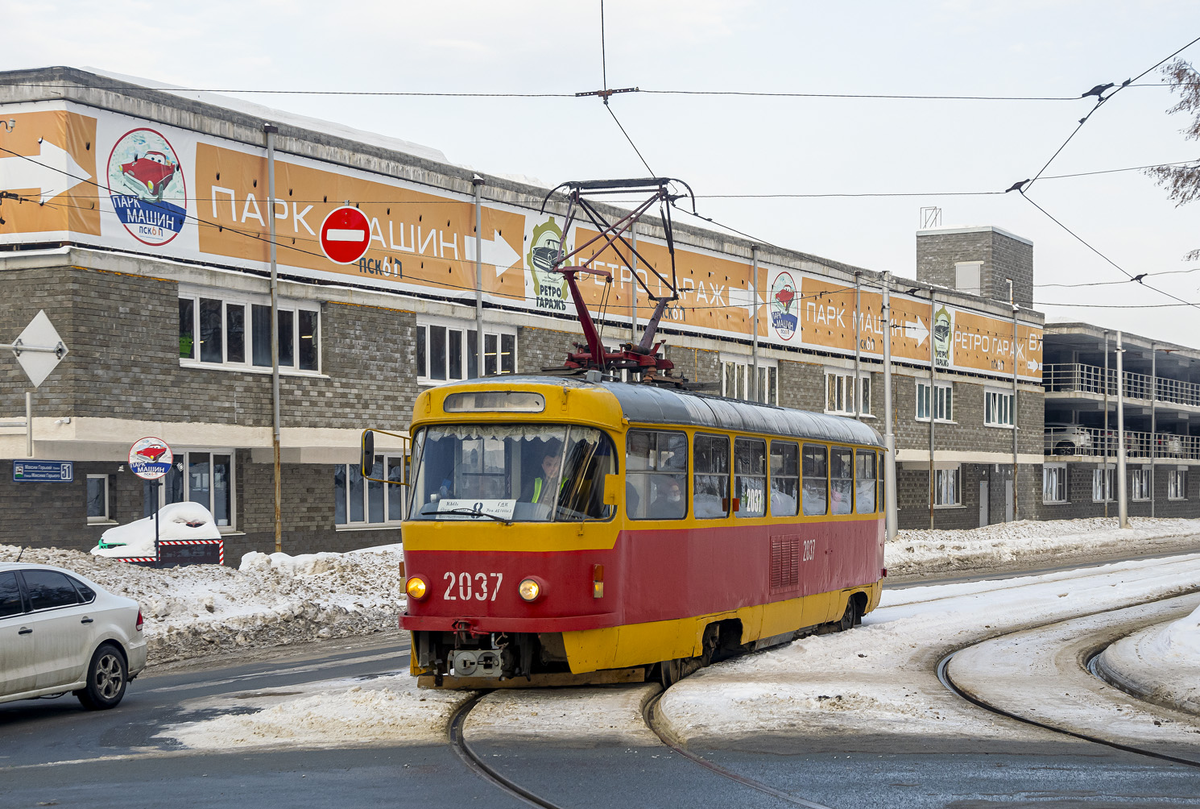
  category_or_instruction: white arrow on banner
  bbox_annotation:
[0,139,92,202]
[464,233,522,277]
[728,285,766,320]
[905,316,929,347]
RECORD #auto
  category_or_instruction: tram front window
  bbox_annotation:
[408,424,615,522]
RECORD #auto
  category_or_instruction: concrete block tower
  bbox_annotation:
[916,226,1033,309]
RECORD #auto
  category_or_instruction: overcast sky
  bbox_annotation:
[5,1,1200,347]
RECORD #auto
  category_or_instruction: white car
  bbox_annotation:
[0,563,147,710]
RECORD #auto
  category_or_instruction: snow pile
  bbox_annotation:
[92,502,220,558]
[887,517,1200,577]
[0,542,404,664]
[163,674,468,749]
[1097,603,1200,712]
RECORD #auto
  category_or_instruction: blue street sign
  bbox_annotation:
[12,460,74,482]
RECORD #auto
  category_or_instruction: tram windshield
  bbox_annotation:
[408,424,616,523]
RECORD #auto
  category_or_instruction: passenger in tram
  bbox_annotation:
[650,477,686,519]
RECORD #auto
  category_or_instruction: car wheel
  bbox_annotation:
[1054,442,1074,455]
[76,643,128,710]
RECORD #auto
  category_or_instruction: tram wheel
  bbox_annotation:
[659,658,683,688]
[837,601,856,632]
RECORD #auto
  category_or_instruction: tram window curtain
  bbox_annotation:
[802,444,828,516]
[831,448,853,515]
[734,438,767,517]
[855,449,876,514]
[693,433,730,519]
[626,430,687,520]
[770,441,799,517]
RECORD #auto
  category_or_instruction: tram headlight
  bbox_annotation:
[405,576,429,601]
[518,577,544,603]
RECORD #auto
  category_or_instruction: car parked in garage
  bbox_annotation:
[0,563,146,710]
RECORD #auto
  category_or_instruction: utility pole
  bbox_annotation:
[1009,280,1019,522]
[265,122,282,554]
[473,175,485,377]
[882,272,897,541]
[928,288,935,530]
[1116,331,1129,528]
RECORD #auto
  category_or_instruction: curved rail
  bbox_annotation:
[447,691,569,809]
[937,640,1200,769]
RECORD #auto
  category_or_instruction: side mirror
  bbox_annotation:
[603,474,620,506]
[360,430,375,478]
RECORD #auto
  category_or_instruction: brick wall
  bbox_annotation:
[916,229,1033,309]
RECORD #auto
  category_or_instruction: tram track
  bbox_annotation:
[936,592,1200,769]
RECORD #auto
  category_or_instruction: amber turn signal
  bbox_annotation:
[518,577,543,602]
[406,576,428,600]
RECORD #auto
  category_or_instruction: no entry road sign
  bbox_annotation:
[319,206,371,264]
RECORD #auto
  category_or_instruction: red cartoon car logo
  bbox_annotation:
[120,151,178,202]
[136,444,169,463]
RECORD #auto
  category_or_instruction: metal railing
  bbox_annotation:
[1045,426,1196,460]
[1043,363,1200,408]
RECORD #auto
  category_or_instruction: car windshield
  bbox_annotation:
[408,424,616,523]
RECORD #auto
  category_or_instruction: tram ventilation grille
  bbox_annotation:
[770,535,801,591]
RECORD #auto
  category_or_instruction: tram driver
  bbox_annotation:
[520,440,563,508]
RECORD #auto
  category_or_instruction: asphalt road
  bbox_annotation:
[4,556,1200,808]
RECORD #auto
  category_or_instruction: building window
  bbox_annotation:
[985,389,1015,427]
[721,356,778,405]
[1043,464,1067,504]
[179,293,319,372]
[916,381,952,422]
[1130,468,1151,502]
[416,321,515,384]
[335,455,407,527]
[1169,469,1187,500]
[934,466,960,506]
[145,451,235,528]
[86,475,112,523]
[1093,467,1115,502]
[826,372,871,416]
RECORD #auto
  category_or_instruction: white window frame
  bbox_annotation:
[985,388,1015,428]
[1130,467,1151,502]
[179,288,320,375]
[1093,467,1115,502]
[933,465,960,507]
[721,354,778,405]
[1042,463,1067,504]
[916,380,953,422]
[825,370,871,416]
[147,450,238,531]
[1169,468,1187,501]
[335,454,408,528]
[86,474,112,524]
[416,317,516,385]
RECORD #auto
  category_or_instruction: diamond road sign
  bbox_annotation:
[11,310,68,388]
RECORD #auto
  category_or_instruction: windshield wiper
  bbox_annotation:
[425,507,512,526]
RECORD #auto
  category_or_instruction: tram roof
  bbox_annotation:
[481,376,884,448]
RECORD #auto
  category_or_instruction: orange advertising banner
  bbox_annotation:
[0,110,100,238]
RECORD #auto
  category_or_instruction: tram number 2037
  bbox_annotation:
[443,572,504,602]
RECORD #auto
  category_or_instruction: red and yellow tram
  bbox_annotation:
[388,375,885,688]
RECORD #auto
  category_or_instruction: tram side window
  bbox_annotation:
[856,450,877,514]
[694,433,730,519]
[802,444,828,516]
[770,441,799,517]
[734,438,767,517]
[831,447,854,515]
[626,430,687,520]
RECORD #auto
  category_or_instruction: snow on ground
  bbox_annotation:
[1098,602,1200,714]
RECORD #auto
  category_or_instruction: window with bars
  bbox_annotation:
[1043,464,1067,504]
[1093,467,1115,502]
[825,372,871,416]
[335,455,407,526]
[985,389,1015,427]
[416,322,516,383]
[1130,468,1151,501]
[1169,469,1187,500]
[934,466,960,506]
[179,295,319,372]
[721,357,778,405]
[916,381,952,422]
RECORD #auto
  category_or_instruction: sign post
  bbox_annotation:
[128,437,173,567]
